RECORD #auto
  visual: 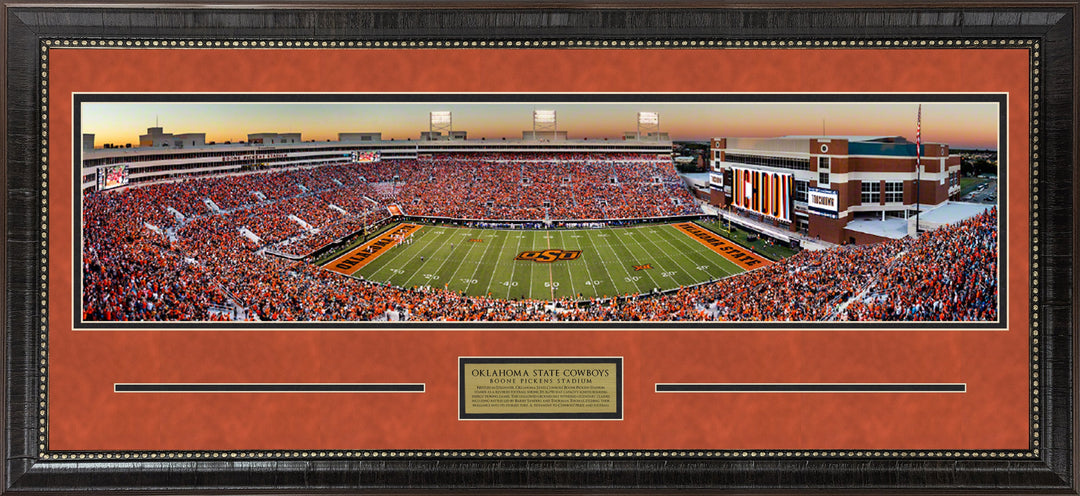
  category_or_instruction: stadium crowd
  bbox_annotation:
[82,153,998,323]
[838,208,998,321]
[389,154,699,220]
[82,187,234,321]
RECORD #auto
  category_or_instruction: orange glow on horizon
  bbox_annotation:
[82,101,1001,150]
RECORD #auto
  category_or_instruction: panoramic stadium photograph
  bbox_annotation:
[78,99,1000,323]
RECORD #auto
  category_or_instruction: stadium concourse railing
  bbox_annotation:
[399,213,710,230]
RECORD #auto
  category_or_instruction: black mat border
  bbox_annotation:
[72,92,1008,330]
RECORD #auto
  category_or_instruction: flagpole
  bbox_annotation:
[914,104,922,235]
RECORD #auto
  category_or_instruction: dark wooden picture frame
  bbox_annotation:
[3,2,1077,493]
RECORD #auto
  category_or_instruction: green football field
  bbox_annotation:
[339,223,748,301]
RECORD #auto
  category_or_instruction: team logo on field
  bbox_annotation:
[633,264,653,271]
[515,249,582,263]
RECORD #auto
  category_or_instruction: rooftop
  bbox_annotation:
[845,202,993,240]
[845,217,910,240]
[83,137,674,159]
[679,172,711,186]
[919,202,993,226]
[777,135,909,143]
[679,172,711,181]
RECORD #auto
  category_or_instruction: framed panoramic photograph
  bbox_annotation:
[3,1,1077,494]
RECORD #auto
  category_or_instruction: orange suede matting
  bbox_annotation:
[47,47,1030,451]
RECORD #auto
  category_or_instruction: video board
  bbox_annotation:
[731,166,792,222]
[96,164,128,191]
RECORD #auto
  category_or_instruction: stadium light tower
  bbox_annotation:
[533,110,557,139]
[638,111,660,140]
[430,111,452,140]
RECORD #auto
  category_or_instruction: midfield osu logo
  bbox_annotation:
[515,249,582,263]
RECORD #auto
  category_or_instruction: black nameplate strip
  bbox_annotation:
[115,383,425,393]
[655,383,965,393]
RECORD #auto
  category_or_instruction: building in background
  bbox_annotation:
[522,130,568,141]
[338,132,383,142]
[247,132,302,145]
[138,127,207,148]
[623,131,670,141]
[709,136,962,245]
[419,130,468,140]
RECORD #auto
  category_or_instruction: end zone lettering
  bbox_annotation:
[326,224,421,274]
[334,244,384,271]
[673,222,772,271]
[515,249,582,263]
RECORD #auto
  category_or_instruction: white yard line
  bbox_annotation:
[461,230,498,295]
[364,225,442,283]
[582,229,636,297]
[505,231,527,299]
[567,231,603,299]
[400,229,471,289]
[546,231,555,300]
[630,226,705,285]
[481,228,512,297]
[360,223,738,301]
[665,223,746,278]
[556,230,577,298]
[361,226,432,282]
[607,228,663,291]
[445,229,488,291]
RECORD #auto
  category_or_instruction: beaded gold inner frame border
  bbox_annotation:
[4,4,1074,493]
[36,36,1040,461]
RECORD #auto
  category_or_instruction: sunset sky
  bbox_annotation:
[82,101,999,150]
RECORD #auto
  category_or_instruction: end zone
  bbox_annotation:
[325,223,422,275]
[672,222,772,271]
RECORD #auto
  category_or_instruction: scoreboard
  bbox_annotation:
[349,151,381,163]
[96,164,129,191]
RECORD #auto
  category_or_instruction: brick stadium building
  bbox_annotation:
[709,136,962,245]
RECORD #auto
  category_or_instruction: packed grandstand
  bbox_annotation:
[81,153,998,322]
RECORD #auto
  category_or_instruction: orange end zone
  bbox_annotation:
[672,222,773,271]
[324,223,422,275]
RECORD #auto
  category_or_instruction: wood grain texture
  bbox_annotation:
[1038,7,1075,488]
[2,2,1076,493]
[4,7,45,491]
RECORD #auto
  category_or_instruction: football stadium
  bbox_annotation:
[80,107,999,322]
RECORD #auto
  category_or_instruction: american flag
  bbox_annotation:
[916,104,922,168]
